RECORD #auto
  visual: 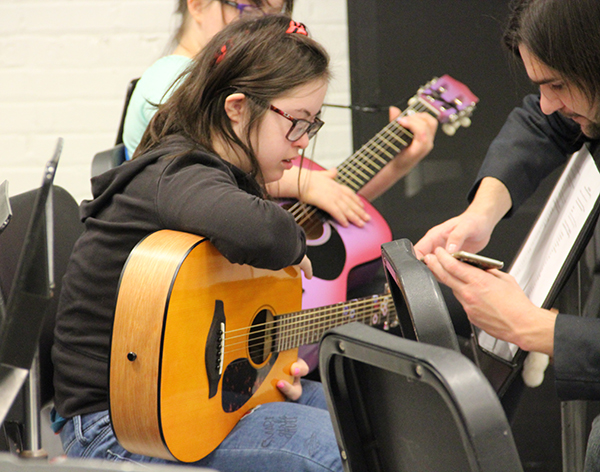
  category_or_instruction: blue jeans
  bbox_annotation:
[59,380,342,472]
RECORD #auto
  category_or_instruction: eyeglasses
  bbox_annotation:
[270,104,325,142]
[220,1,276,18]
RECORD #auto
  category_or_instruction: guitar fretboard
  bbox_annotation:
[274,292,397,352]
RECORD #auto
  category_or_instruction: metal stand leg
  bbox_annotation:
[562,401,587,472]
[560,262,587,471]
[19,352,47,459]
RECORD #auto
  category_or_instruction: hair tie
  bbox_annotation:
[286,20,308,36]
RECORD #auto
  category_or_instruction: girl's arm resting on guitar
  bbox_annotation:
[276,359,310,401]
[266,166,370,228]
[360,110,438,201]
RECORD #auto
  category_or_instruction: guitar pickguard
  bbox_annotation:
[305,222,346,281]
[221,354,278,413]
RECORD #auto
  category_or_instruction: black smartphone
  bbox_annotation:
[451,250,504,270]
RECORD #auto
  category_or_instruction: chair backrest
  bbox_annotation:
[115,78,139,146]
[91,144,127,179]
[380,238,460,352]
[319,323,524,472]
[0,185,83,408]
[90,78,139,179]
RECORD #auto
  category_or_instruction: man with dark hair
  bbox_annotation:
[416,0,600,469]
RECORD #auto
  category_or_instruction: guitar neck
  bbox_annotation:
[334,104,436,194]
[288,75,477,224]
[274,292,397,352]
[292,101,438,223]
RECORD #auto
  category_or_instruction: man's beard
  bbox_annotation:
[582,104,600,139]
[562,108,600,139]
[582,120,600,139]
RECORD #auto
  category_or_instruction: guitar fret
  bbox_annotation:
[359,145,388,167]
[336,168,368,190]
[377,134,401,153]
[369,140,395,159]
[340,160,374,183]
[272,293,398,353]
[341,157,378,181]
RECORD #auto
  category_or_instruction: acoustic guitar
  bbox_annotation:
[292,75,479,311]
[109,230,398,463]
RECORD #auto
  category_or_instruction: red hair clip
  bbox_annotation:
[286,20,308,36]
[214,43,228,65]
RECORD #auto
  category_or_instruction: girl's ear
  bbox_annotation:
[187,0,209,24]
[223,93,249,125]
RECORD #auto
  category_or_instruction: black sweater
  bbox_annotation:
[52,136,306,418]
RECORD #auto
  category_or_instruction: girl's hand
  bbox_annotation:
[276,358,309,401]
[299,168,370,228]
[266,166,370,228]
[298,255,313,279]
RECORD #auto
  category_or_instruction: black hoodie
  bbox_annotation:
[52,136,306,418]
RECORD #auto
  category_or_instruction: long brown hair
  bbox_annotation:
[136,15,330,182]
[503,0,600,106]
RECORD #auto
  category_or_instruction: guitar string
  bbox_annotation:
[288,99,435,232]
[221,296,396,355]
[223,311,379,357]
[223,295,392,339]
[223,298,391,344]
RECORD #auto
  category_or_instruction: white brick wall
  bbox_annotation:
[0,0,351,203]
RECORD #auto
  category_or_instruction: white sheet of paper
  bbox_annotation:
[478,146,600,360]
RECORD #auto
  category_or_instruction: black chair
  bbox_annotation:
[115,78,140,146]
[380,238,460,352]
[0,140,84,458]
[1,185,83,457]
[319,323,524,472]
[90,144,127,179]
[91,78,139,178]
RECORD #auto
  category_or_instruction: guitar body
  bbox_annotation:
[286,158,392,310]
[109,230,301,463]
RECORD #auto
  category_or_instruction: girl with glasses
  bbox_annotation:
[53,15,343,472]
[123,0,438,229]
[123,0,372,229]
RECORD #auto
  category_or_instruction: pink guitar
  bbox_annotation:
[284,75,479,367]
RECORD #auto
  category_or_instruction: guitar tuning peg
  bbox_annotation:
[442,122,458,136]
[407,96,418,107]
[459,117,472,128]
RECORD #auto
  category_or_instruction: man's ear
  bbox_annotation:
[223,93,248,125]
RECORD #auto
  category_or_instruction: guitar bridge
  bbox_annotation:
[205,300,226,399]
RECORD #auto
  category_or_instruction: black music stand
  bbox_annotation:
[0,140,61,425]
[0,181,11,235]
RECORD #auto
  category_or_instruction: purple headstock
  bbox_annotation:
[408,75,479,136]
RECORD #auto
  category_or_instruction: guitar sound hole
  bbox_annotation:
[249,309,275,365]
